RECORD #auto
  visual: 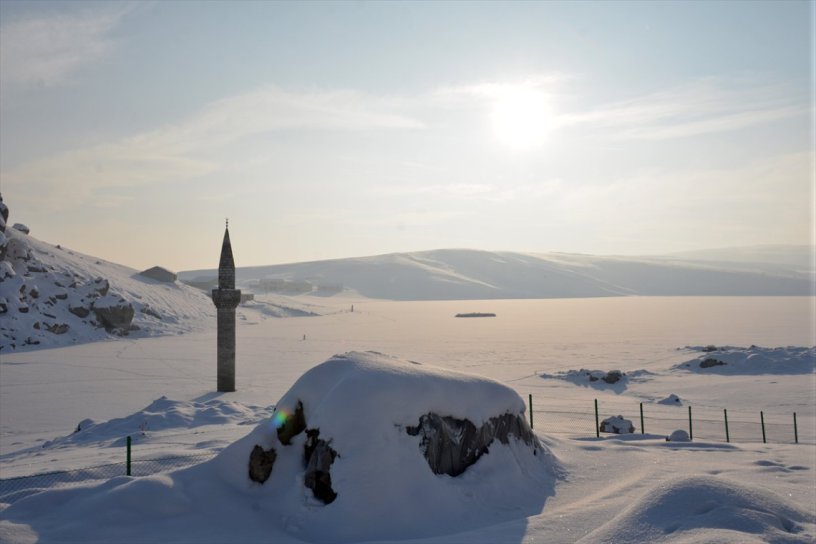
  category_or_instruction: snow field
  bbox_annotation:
[0,295,814,542]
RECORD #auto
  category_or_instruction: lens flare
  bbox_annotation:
[272,410,288,429]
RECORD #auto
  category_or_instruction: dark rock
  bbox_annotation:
[29,287,39,299]
[46,323,69,335]
[0,300,6,314]
[93,278,109,296]
[12,223,29,234]
[599,415,635,434]
[69,305,90,318]
[26,265,45,273]
[141,305,161,319]
[700,358,726,368]
[276,401,306,445]
[248,445,277,483]
[602,370,623,384]
[303,429,338,504]
[702,345,718,352]
[18,304,29,313]
[92,300,134,331]
[55,292,68,300]
[407,412,536,477]
[33,322,40,329]
[43,312,56,318]
[23,337,39,345]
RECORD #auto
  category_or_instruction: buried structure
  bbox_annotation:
[220,351,557,542]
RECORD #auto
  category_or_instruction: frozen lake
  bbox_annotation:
[2,296,813,449]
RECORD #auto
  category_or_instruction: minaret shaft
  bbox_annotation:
[212,225,241,392]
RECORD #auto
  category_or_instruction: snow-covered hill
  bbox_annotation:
[180,247,815,301]
[0,214,215,353]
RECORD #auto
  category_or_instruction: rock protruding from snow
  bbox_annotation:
[677,346,816,375]
[12,223,29,234]
[92,295,135,333]
[248,445,277,483]
[407,412,536,477]
[658,393,682,405]
[666,429,690,442]
[599,415,635,434]
[303,429,338,503]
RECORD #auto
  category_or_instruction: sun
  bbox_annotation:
[491,87,554,152]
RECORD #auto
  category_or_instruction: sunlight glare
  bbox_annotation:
[491,87,554,151]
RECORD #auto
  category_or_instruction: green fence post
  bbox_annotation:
[793,412,798,444]
[594,399,600,438]
[761,411,766,444]
[640,402,644,435]
[688,405,693,441]
[126,435,132,476]
[724,409,730,443]
[528,394,533,430]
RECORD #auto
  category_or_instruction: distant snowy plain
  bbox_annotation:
[1,294,814,543]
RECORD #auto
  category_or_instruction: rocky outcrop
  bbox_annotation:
[92,296,135,332]
[12,223,29,234]
[599,415,635,434]
[406,412,537,477]
[276,401,306,445]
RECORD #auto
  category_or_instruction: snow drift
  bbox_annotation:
[579,475,813,543]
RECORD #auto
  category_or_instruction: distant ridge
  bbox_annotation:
[179,247,815,301]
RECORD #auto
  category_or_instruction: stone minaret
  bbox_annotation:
[212,221,241,392]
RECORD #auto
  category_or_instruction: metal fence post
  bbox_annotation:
[688,405,693,441]
[126,435,132,476]
[761,411,766,444]
[594,399,600,438]
[528,394,533,430]
[723,408,729,443]
[793,412,798,444]
[639,402,644,434]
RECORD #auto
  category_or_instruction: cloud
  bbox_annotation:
[1,85,425,210]
[0,5,131,91]
[558,78,808,141]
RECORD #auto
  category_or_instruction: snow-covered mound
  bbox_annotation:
[580,476,813,543]
[658,393,683,405]
[0,221,215,352]
[675,346,816,375]
[539,368,651,392]
[0,352,557,544]
[41,397,274,449]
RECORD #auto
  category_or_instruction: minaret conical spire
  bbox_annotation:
[218,222,235,290]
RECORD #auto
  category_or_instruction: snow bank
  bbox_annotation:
[41,397,274,449]
[580,475,813,543]
[676,346,815,375]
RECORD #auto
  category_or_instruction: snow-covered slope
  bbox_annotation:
[180,247,815,301]
[0,225,215,352]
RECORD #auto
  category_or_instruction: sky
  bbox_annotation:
[0,1,813,272]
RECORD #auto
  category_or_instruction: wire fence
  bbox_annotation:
[529,397,812,445]
[1,399,812,505]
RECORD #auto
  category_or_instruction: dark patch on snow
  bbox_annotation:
[700,358,726,368]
